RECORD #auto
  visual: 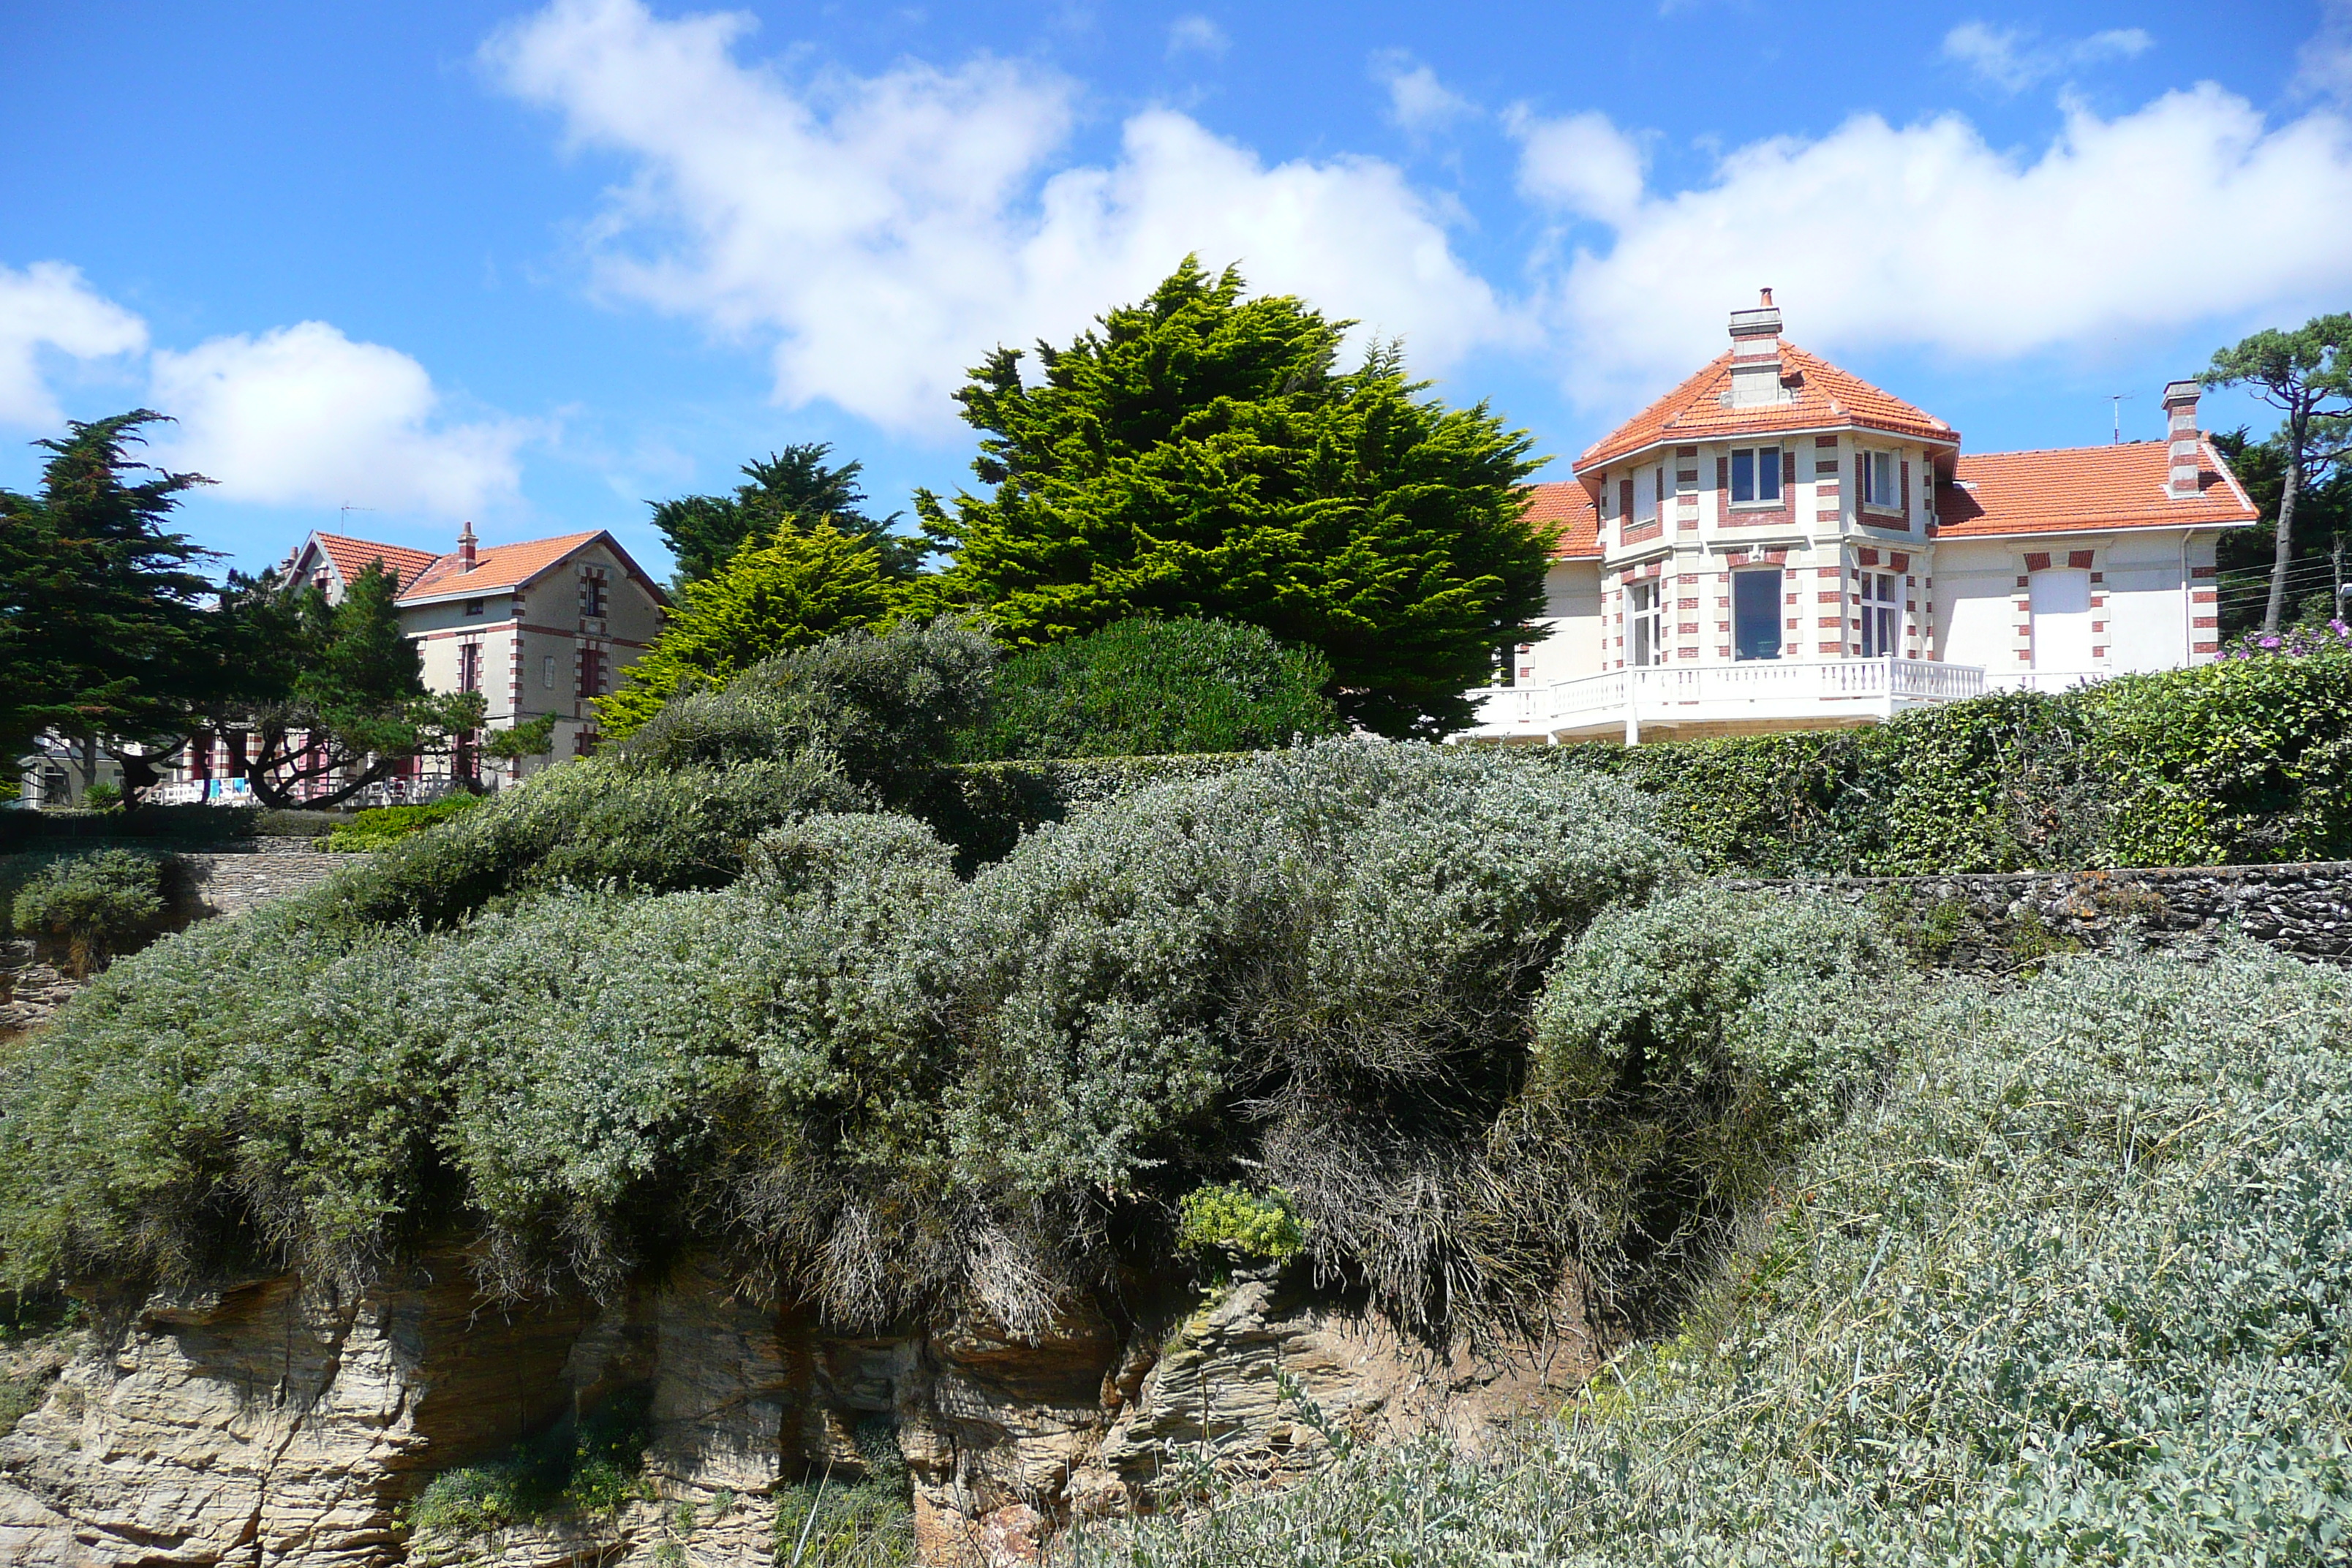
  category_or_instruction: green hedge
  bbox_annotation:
[1532,653,2352,875]
[323,793,486,853]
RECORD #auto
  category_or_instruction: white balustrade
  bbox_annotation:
[1465,657,1991,740]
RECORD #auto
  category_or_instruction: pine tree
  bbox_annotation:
[0,411,221,777]
[916,257,1550,739]
[598,519,901,739]
[650,442,927,587]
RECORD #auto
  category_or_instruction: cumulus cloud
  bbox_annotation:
[2297,0,2352,104]
[0,262,148,429]
[1523,86,2352,409]
[1508,108,1645,225]
[487,0,1514,434]
[1371,50,1475,133]
[1166,15,1228,59]
[1942,21,2153,94]
[148,322,531,514]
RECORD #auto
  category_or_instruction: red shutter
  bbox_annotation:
[1900,460,1910,513]
[1855,453,1866,508]
[1716,456,1729,492]
[1618,478,1634,521]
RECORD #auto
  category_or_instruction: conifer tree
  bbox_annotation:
[917,258,1550,738]
[598,519,900,739]
[650,442,927,587]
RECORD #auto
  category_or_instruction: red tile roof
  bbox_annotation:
[399,532,603,601]
[1577,343,1958,472]
[1937,440,2258,538]
[307,532,440,593]
[1522,481,1600,559]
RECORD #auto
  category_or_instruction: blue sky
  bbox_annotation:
[3,0,2348,578]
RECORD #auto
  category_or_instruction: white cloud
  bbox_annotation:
[1530,86,2352,409]
[1942,21,2153,94]
[488,0,1514,432]
[147,322,531,514]
[1508,108,1645,225]
[2296,0,2352,104]
[1166,15,1227,59]
[1371,50,1475,133]
[0,262,148,429]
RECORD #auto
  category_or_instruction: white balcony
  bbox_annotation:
[1462,657,2005,744]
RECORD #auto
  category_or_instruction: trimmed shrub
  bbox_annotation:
[960,617,1343,761]
[10,850,168,976]
[1538,653,2352,875]
[323,792,486,852]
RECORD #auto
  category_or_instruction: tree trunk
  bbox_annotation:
[2265,410,2309,634]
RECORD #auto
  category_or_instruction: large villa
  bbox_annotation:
[1466,293,2258,745]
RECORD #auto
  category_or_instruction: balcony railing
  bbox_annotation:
[1464,657,2000,742]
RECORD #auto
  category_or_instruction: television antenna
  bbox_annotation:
[2109,394,2134,445]
[339,502,375,529]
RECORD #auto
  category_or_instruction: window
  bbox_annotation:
[457,644,481,693]
[463,598,484,617]
[1730,446,1782,504]
[581,573,608,617]
[1733,569,1782,660]
[1861,572,1899,657]
[2029,569,2094,671]
[1627,580,1666,667]
[577,647,604,700]
[1636,467,1661,524]
[543,655,557,690]
[1861,451,1899,510]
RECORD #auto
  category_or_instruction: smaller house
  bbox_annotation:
[162,524,668,803]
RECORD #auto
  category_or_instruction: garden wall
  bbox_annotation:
[1730,861,2352,974]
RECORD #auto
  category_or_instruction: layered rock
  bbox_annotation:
[0,1258,1597,1567]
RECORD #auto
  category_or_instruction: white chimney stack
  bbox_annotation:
[458,520,478,571]
[1727,288,1785,407]
[2161,381,2202,500]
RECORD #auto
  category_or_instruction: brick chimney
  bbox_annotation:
[1727,288,1785,408]
[458,520,478,572]
[2161,381,2202,500]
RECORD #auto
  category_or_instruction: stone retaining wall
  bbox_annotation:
[1729,862,2352,973]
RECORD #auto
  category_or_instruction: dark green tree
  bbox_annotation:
[651,442,928,587]
[916,257,1550,738]
[2203,314,2352,633]
[0,411,224,796]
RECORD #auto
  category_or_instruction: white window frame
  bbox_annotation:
[1861,571,1899,658]
[1861,450,1899,512]
[1635,464,1664,524]
[1731,568,1783,661]
[1628,580,1666,667]
[1730,445,1783,505]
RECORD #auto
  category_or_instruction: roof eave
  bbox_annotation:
[1575,421,1960,478]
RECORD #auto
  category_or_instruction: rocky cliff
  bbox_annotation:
[0,1254,1597,1567]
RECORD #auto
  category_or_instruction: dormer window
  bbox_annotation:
[1730,446,1782,504]
[1861,451,1899,510]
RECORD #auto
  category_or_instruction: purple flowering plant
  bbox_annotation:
[2217,617,2352,660]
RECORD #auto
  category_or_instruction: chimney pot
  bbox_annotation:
[1760,287,1774,307]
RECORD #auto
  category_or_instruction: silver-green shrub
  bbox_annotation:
[1104,943,2352,1565]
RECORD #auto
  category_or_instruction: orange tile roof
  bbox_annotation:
[1522,481,1600,559]
[309,532,440,593]
[1937,440,2258,538]
[399,532,603,601]
[1577,343,1958,472]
